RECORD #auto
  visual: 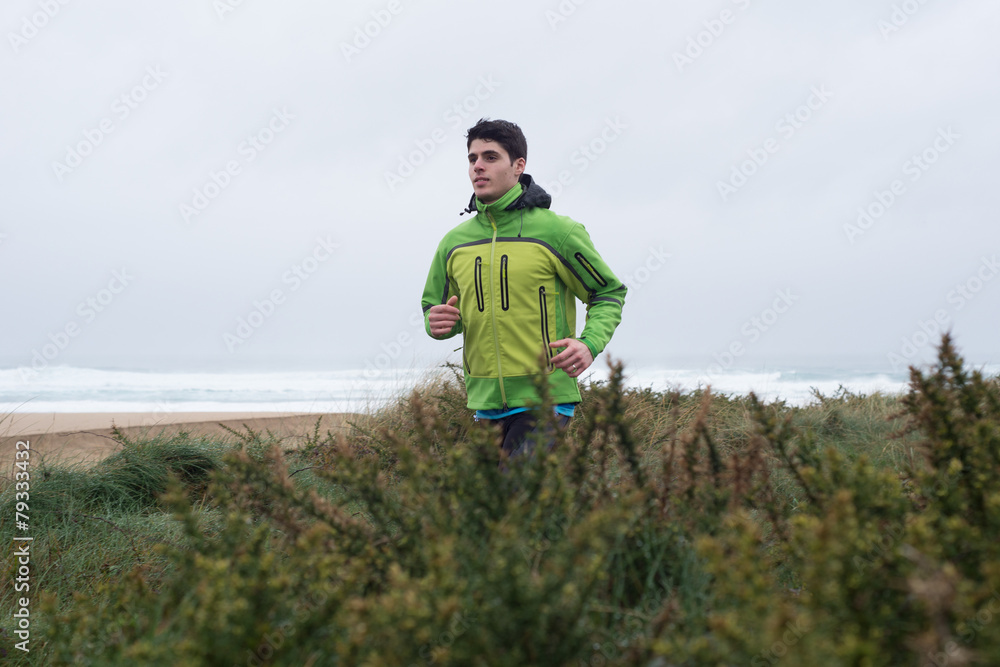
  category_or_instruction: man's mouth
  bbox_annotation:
[474,177,488,185]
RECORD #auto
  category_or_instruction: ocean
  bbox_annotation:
[0,363,950,414]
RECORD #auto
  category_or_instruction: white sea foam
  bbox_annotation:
[0,366,431,414]
[2,363,995,414]
[617,367,914,406]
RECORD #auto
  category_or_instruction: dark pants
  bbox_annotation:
[494,411,571,463]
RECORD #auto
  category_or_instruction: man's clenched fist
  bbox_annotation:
[428,295,461,337]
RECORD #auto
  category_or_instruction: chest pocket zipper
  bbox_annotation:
[500,255,509,311]
[539,286,553,371]
[474,256,485,312]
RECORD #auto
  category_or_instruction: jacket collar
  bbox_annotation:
[476,180,524,216]
[461,174,552,217]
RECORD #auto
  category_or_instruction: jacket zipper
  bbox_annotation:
[487,210,508,410]
[539,286,553,371]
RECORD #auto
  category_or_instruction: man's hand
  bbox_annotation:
[549,338,593,378]
[428,295,461,337]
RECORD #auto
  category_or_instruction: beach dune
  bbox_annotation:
[0,411,354,473]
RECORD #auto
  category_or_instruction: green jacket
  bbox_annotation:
[422,175,626,411]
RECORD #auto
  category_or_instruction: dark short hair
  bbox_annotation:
[466,118,527,164]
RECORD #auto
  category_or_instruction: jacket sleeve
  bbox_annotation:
[421,239,463,339]
[553,222,627,359]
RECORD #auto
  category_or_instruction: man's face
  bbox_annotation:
[468,138,525,205]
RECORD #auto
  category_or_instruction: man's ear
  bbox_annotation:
[514,156,526,176]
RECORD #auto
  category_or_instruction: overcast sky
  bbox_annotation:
[2,0,998,377]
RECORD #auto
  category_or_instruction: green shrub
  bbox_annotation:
[15,337,1000,666]
[645,335,1000,667]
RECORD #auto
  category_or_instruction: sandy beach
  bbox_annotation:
[0,411,356,472]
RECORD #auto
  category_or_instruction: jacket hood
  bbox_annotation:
[461,174,552,215]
